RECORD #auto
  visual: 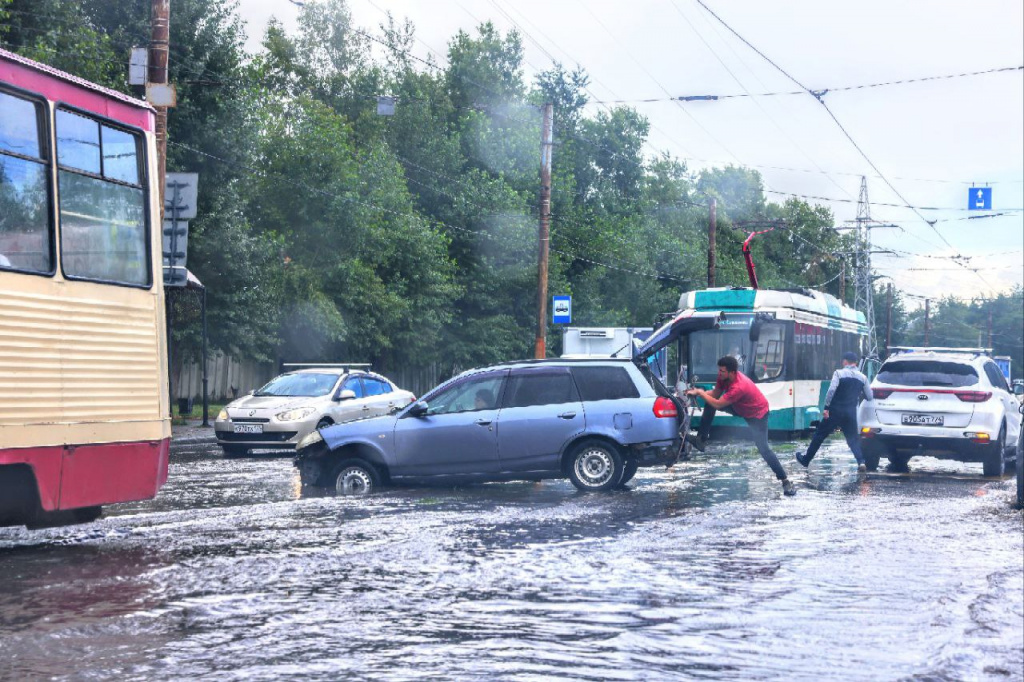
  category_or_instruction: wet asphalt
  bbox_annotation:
[1,435,1022,681]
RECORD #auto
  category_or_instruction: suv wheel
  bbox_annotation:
[567,440,623,492]
[981,427,1006,478]
[331,459,380,495]
[863,449,881,472]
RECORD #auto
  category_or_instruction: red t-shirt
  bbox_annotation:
[715,371,769,419]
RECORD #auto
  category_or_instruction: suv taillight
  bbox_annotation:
[955,391,991,403]
[873,388,893,399]
[653,396,678,418]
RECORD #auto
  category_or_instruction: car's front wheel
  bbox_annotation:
[982,427,1006,478]
[331,459,380,495]
[567,440,624,492]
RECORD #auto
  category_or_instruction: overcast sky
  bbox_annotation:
[235,0,1024,304]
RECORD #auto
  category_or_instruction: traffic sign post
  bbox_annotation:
[163,174,197,287]
[553,295,571,324]
[968,187,992,210]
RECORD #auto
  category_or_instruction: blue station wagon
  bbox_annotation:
[295,359,682,493]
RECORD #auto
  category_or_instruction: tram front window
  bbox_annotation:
[689,330,750,383]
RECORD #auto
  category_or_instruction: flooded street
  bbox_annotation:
[1,438,1022,681]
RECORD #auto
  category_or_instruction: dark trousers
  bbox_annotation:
[698,406,788,481]
[804,406,863,464]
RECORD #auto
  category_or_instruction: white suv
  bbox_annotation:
[859,348,1022,476]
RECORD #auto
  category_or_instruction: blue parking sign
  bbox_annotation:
[968,187,992,210]
[552,295,571,324]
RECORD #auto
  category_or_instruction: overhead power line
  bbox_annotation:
[589,65,1024,104]
[692,0,1000,292]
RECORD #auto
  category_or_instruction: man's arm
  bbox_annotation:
[689,387,733,410]
[861,372,874,402]
[822,370,840,410]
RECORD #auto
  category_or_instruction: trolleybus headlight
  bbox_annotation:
[217,408,229,421]
[297,430,324,450]
[277,407,317,422]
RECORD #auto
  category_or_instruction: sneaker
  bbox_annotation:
[795,451,810,468]
[782,479,796,496]
[857,463,867,473]
[685,433,707,453]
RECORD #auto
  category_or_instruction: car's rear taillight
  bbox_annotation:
[954,391,991,402]
[873,388,893,399]
[653,396,678,418]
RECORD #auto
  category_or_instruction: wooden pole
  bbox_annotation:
[534,103,553,359]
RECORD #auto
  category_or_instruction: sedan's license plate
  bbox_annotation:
[901,414,943,426]
[233,423,263,434]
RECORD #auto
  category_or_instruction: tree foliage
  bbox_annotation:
[2,0,1018,379]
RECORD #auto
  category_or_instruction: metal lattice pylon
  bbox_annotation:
[854,176,879,357]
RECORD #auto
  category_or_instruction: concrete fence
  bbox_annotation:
[173,357,448,402]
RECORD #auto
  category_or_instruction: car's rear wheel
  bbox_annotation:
[616,458,640,488]
[982,427,1006,478]
[331,459,380,495]
[887,454,911,473]
[567,441,623,492]
[222,445,249,458]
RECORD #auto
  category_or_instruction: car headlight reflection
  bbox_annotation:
[277,407,317,422]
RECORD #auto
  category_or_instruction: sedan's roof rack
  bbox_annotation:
[889,346,991,357]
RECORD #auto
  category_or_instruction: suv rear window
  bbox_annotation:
[876,360,979,388]
[570,366,640,401]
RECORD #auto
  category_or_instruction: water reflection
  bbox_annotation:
[0,439,1020,680]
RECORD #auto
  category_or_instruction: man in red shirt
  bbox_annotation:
[685,355,796,496]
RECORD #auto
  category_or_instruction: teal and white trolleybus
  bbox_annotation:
[677,287,868,433]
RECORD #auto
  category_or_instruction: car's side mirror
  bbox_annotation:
[406,400,429,418]
[334,389,357,402]
[1013,384,1024,396]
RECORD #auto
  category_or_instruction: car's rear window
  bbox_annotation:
[570,366,640,401]
[876,361,979,388]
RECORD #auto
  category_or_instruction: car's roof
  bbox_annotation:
[457,357,634,376]
[884,351,987,366]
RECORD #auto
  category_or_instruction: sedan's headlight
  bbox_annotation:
[297,429,324,450]
[217,408,229,421]
[277,406,318,422]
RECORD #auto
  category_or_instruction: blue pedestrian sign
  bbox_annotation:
[968,187,992,210]
[552,295,571,324]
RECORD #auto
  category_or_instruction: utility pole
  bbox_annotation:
[987,306,993,349]
[534,103,553,359]
[839,260,845,305]
[924,298,930,346]
[149,0,169,210]
[707,197,717,287]
[885,282,893,354]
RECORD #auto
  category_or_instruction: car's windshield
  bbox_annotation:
[690,330,750,382]
[876,361,979,388]
[254,372,341,397]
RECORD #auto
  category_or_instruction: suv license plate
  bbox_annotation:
[233,424,263,434]
[901,414,943,426]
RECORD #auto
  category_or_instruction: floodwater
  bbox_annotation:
[1,437,1022,680]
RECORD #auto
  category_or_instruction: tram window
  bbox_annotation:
[0,90,52,274]
[752,323,785,381]
[56,110,101,174]
[56,108,148,287]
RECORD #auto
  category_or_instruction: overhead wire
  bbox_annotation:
[692,0,999,292]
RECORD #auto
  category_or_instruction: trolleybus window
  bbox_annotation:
[689,329,750,382]
[56,108,148,286]
[752,323,786,381]
[0,89,52,274]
